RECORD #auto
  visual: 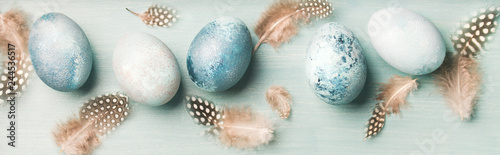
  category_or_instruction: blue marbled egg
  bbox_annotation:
[113,32,181,106]
[29,13,93,92]
[187,17,252,92]
[367,7,446,75]
[305,22,367,105]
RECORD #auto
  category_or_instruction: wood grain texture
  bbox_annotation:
[1,0,500,154]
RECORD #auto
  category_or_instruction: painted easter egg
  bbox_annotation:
[113,32,180,106]
[306,22,367,105]
[29,12,93,92]
[187,16,252,92]
[368,7,446,75]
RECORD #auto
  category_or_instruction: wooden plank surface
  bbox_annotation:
[1,0,499,154]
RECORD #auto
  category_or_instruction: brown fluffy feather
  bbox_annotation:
[265,85,292,119]
[53,118,100,155]
[0,9,30,56]
[0,9,32,105]
[377,76,418,115]
[364,75,418,141]
[254,0,301,53]
[434,53,480,120]
[218,107,274,149]
[253,0,333,53]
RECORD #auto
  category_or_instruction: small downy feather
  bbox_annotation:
[265,85,292,119]
[185,95,274,149]
[127,5,178,28]
[364,75,418,141]
[54,93,130,155]
[0,9,32,105]
[434,53,480,120]
[253,0,333,53]
[452,6,500,57]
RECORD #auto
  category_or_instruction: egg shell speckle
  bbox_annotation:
[306,22,367,105]
[29,12,93,92]
[187,16,252,92]
[368,7,446,75]
[113,32,180,106]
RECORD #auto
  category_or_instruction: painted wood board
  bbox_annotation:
[1,0,499,154]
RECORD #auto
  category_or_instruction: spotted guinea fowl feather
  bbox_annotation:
[364,103,385,141]
[452,6,500,57]
[127,5,178,28]
[54,93,130,155]
[185,95,274,149]
[364,76,418,141]
[253,0,333,54]
[185,95,224,126]
[0,9,32,105]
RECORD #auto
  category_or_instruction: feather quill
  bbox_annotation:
[434,6,499,120]
[0,9,32,105]
[185,95,274,149]
[265,85,292,119]
[434,53,480,120]
[364,75,418,141]
[54,93,130,155]
[253,0,333,54]
[126,5,178,28]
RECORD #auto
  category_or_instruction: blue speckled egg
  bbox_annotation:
[187,17,252,92]
[113,32,181,106]
[29,13,93,92]
[368,7,445,75]
[306,22,367,105]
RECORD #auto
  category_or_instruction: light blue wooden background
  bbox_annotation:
[1,0,500,154]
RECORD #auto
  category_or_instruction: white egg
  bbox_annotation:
[368,7,446,75]
[113,32,181,106]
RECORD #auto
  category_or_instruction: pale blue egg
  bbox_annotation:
[187,17,252,92]
[113,32,181,106]
[368,7,446,75]
[306,22,367,105]
[29,13,93,92]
